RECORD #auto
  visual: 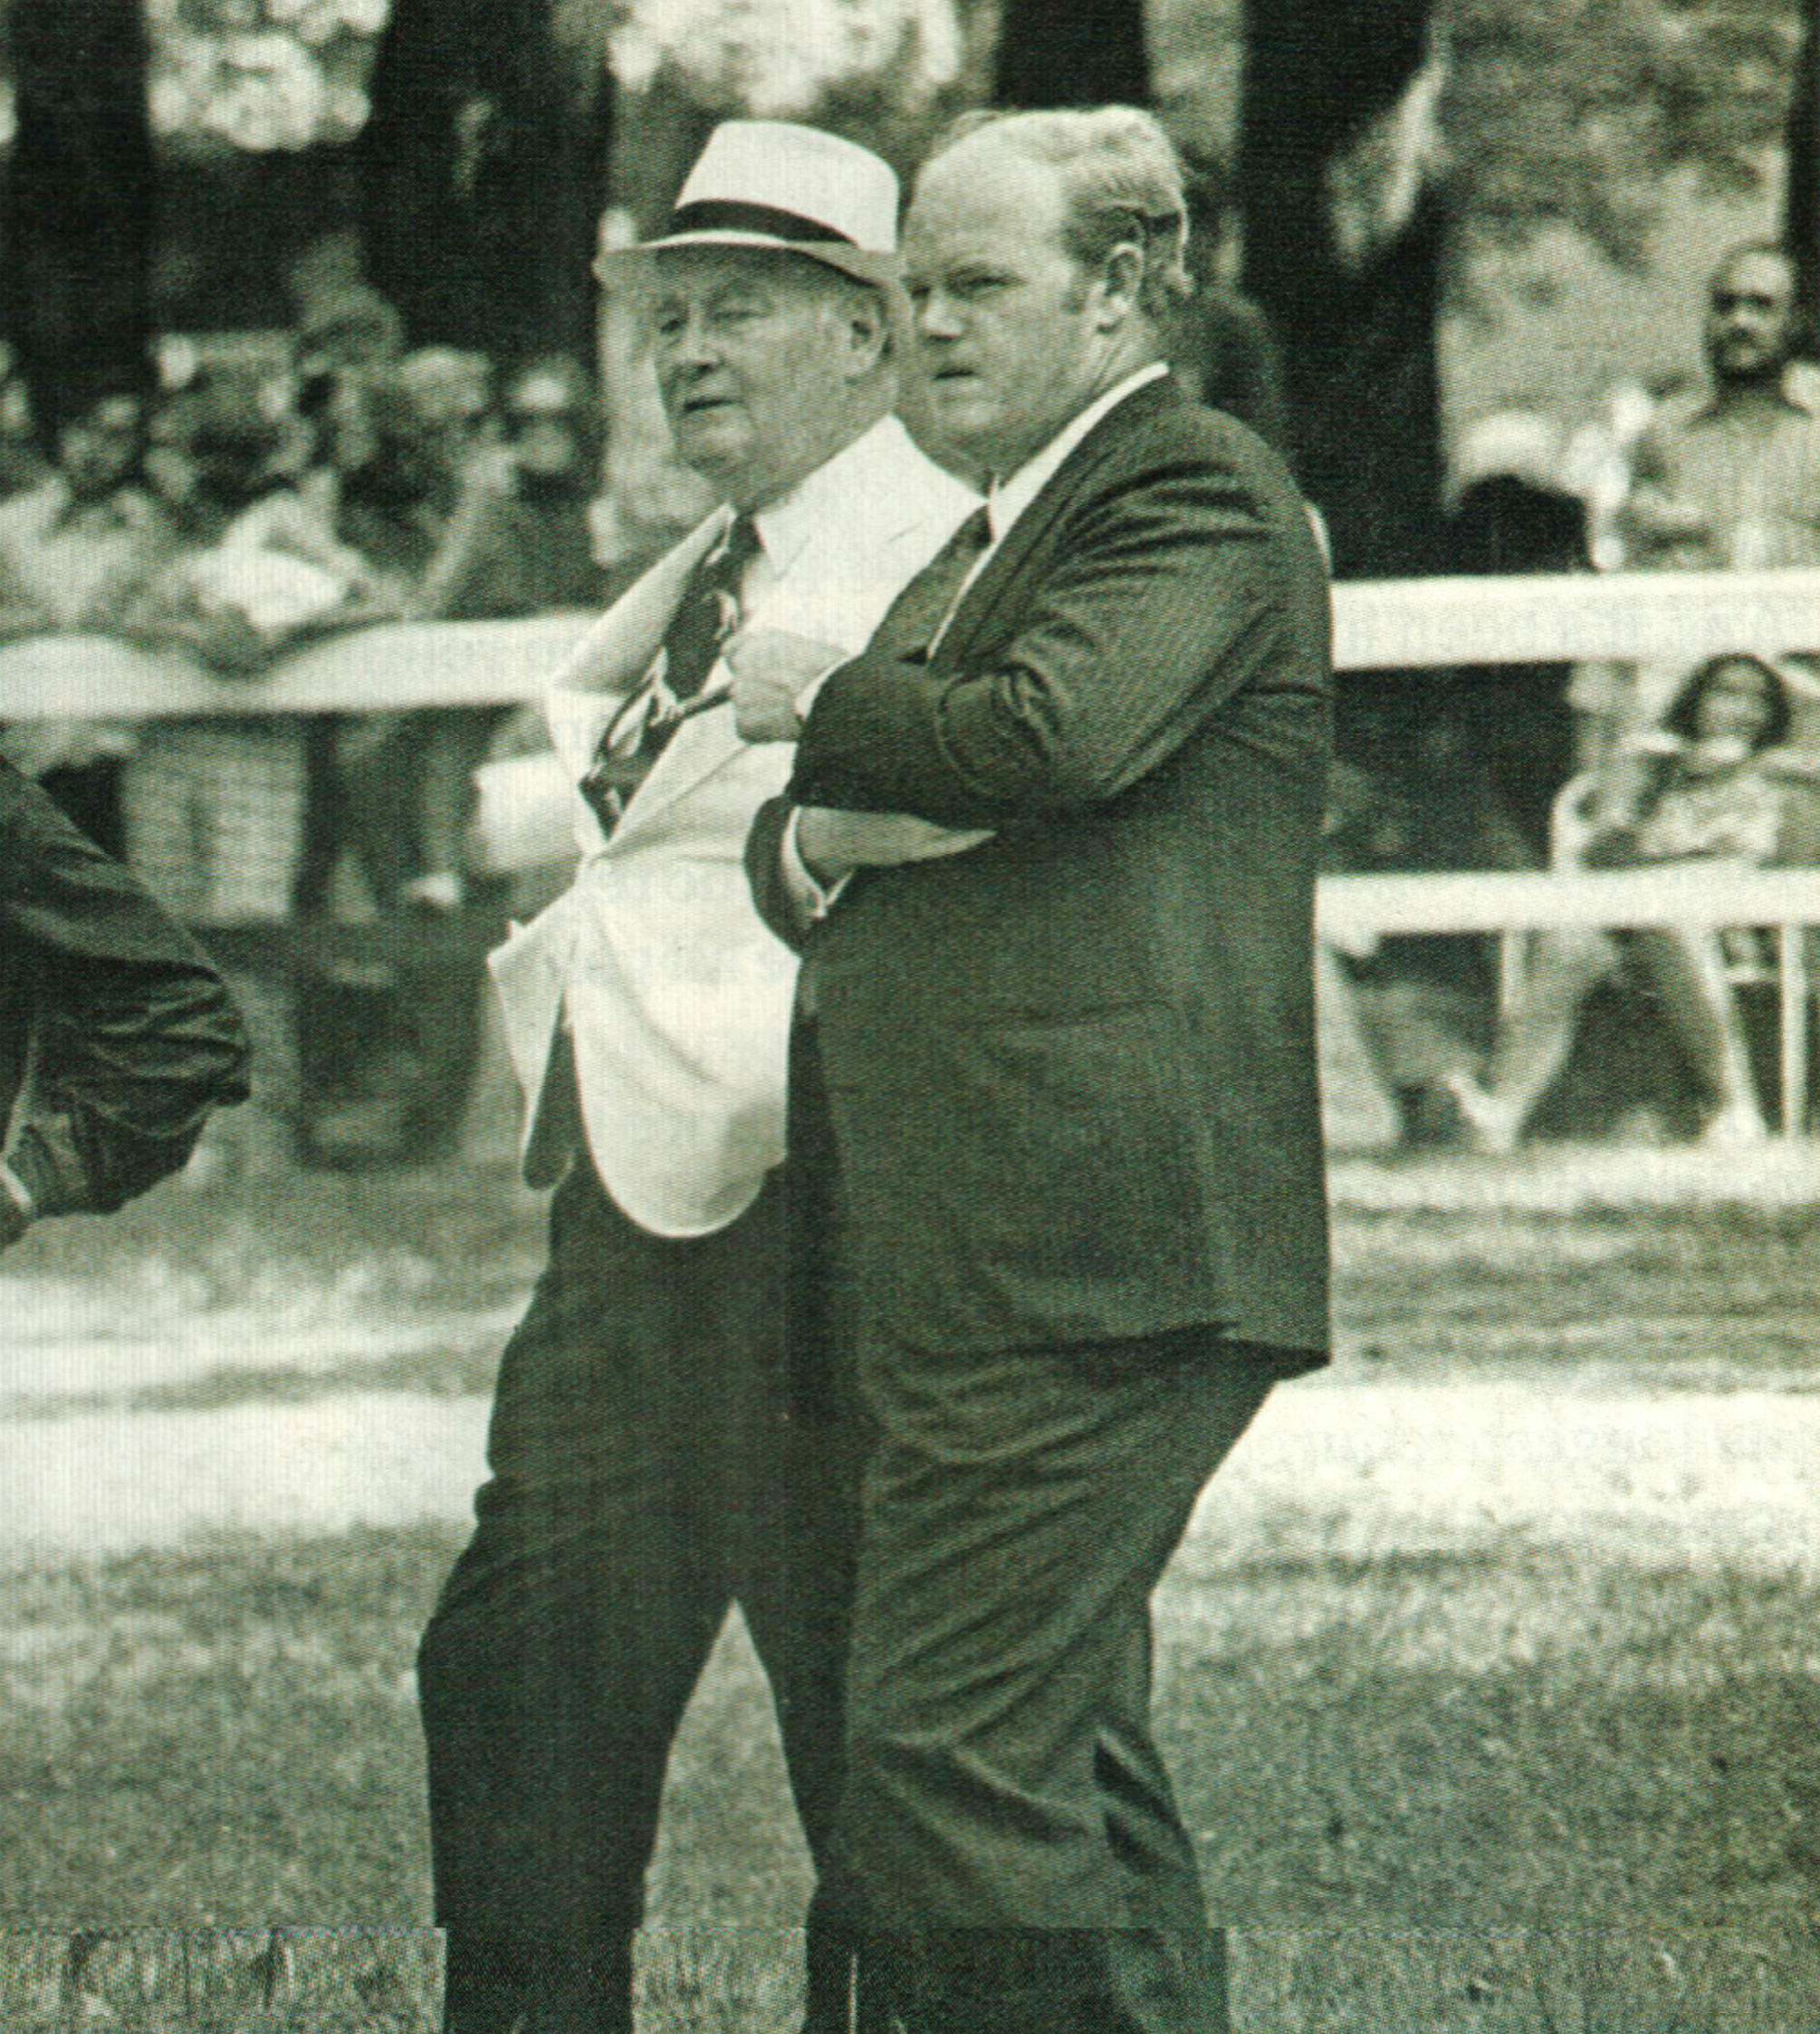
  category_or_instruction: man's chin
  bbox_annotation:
[924,384,998,455]
[671,410,751,470]
[1716,348,1776,381]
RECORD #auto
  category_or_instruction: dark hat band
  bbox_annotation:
[666,198,857,246]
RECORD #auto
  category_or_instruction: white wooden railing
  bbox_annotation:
[6,571,1820,1130]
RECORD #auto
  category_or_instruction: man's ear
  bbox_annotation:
[841,290,892,379]
[1094,243,1145,331]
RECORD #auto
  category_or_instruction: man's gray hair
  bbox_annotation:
[928,105,1193,320]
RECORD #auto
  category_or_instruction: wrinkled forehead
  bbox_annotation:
[641,244,831,314]
[905,138,1069,260]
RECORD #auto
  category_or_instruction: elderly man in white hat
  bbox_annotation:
[416,121,977,2034]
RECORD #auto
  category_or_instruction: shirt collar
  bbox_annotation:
[988,362,1169,542]
[751,411,908,578]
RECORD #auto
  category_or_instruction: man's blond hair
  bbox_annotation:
[926,105,1193,320]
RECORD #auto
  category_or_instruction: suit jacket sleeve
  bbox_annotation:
[743,793,812,957]
[1,763,253,1216]
[789,455,1290,830]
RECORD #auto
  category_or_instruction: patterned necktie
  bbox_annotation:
[580,513,763,834]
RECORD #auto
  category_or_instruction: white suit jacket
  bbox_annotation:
[489,414,977,1237]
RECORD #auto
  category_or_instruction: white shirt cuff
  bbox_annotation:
[1,1158,36,1227]
[781,808,852,926]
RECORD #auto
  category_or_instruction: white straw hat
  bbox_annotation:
[599,120,901,287]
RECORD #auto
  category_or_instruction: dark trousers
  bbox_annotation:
[826,1329,1274,2034]
[417,1161,865,2033]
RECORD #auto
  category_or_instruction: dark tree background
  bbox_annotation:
[996,0,1150,107]
[991,0,1447,580]
[0,0,1805,526]
[1238,0,1444,580]
[1786,0,1819,344]
[359,0,610,363]
[5,0,154,441]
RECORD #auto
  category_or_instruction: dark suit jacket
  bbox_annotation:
[750,374,1332,1362]
[2,760,251,1218]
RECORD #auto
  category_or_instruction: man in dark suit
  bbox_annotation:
[733,106,1332,2034]
[1,754,249,1250]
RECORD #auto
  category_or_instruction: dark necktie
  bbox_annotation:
[580,513,763,834]
[867,503,993,665]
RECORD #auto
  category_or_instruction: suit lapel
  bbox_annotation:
[611,430,968,843]
[934,375,1182,669]
[590,507,729,695]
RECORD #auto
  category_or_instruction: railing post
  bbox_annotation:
[1497,931,1524,1017]
[1777,922,1811,1139]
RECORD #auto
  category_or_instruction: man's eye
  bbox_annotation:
[955,273,1010,300]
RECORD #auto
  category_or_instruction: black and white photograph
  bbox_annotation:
[2,2,1818,2028]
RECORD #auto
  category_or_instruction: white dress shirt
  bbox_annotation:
[941,360,1169,638]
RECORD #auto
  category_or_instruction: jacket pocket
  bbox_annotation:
[832,1002,1228,1354]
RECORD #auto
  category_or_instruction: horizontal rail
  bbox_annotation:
[0,615,597,721]
[1317,867,1820,937]
[1331,565,1820,671]
[2,565,1820,722]
[1318,867,1820,1140]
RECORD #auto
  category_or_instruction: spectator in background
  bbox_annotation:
[398,346,497,509]
[1609,244,1820,738]
[1443,409,1587,859]
[1162,144,1290,456]
[294,283,407,408]
[1320,411,1584,1148]
[312,360,456,900]
[289,283,411,537]
[417,358,606,624]
[1322,672,1537,1147]
[0,389,175,852]
[1449,653,1820,1153]
[305,359,582,1171]
[133,364,386,665]
[413,357,608,906]
[321,365,457,912]
[1623,245,1820,576]
[119,366,378,1172]
[325,368,451,602]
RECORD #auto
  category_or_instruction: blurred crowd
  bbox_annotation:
[1325,238,1820,1153]
[5,210,1820,1168]
[0,284,608,1170]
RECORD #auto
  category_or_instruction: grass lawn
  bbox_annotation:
[1,1146,1817,2027]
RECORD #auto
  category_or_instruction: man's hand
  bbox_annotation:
[725,629,847,742]
[797,806,993,887]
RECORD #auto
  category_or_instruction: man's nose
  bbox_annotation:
[914,289,965,342]
[662,311,721,369]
